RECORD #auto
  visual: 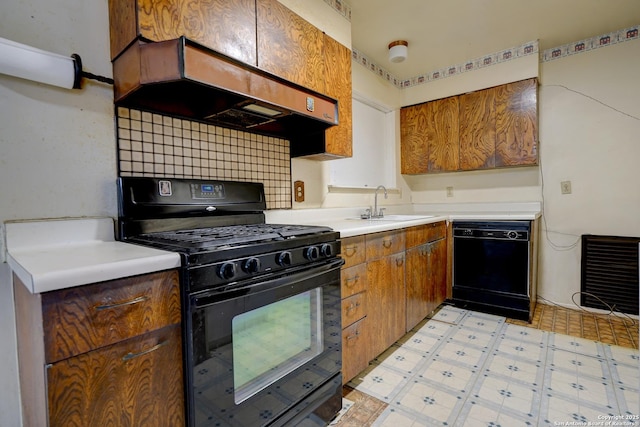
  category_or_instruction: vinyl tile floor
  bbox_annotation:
[333,305,639,427]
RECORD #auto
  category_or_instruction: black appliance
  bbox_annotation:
[452,221,532,321]
[117,177,344,427]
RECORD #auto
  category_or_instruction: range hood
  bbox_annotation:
[112,37,338,138]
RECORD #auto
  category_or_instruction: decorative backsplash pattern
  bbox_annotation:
[116,107,292,209]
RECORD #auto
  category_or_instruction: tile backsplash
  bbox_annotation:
[116,107,292,209]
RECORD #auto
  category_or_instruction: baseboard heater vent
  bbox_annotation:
[581,234,639,315]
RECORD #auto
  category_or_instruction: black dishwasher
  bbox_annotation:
[452,221,532,321]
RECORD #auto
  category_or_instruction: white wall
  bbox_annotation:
[536,39,640,305]
[0,1,116,425]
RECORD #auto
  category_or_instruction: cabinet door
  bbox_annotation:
[256,0,324,93]
[405,245,429,331]
[323,33,353,158]
[400,103,430,174]
[427,96,460,172]
[47,324,184,427]
[495,78,538,166]
[459,87,496,170]
[342,317,369,384]
[366,253,406,360]
[109,0,258,64]
[429,238,448,309]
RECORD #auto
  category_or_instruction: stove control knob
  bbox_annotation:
[320,244,333,257]
[277,251,292,266]
[242,257,261,274]
[304,246,319,260]
[507,231,518,240]
[218,262,237,280]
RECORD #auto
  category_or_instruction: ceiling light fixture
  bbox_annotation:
[388,40,408,63]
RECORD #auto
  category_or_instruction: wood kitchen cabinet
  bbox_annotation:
[405,222,447,331]
[365,230,406,361]
[256,0,324,93]
[340,235,369,385]
[14,270,184,427]
[401,78,538,174]
[108,0,257,64]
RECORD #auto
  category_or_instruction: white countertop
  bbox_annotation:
[5,203,541,293]
[265,202,541,238]
[5,218,181,294]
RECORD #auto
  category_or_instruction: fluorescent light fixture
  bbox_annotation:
[0,37,82,89]
[241,103,284,117]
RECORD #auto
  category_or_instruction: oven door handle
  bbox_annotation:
[192,257,345,308]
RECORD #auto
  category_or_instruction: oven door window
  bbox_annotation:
[232,288,323,404]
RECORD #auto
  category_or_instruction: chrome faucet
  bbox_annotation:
[373,185,387,218]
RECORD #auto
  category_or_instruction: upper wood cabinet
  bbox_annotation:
[108,0,257,65]
[256,0,324,93]
[495,78,538,166]
[401,78,538,174]
[321,33,353,158]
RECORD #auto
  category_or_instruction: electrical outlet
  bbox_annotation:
[446,186,454,197]
[294,180,305,202]
[560,181,572,195]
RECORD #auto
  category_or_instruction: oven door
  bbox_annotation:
[185,258,343,427]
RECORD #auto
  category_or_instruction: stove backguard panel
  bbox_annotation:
[116,107,292,209]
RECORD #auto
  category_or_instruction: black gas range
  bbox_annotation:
[118,177,343,427]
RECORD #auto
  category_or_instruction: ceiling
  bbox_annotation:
[348,0,640,80]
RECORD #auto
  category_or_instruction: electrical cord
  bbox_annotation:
[537,293,637,328]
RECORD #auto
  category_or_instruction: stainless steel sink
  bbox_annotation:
[347,214,435,222]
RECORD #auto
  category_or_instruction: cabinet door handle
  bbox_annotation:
[344,246,358,257]
[122,340,168,362]
[345,275,360,287]
[346,330,360,341]
[346,302,361,312]
[396,257,404,267]
[382,238,393,248]
[95,295,149,311]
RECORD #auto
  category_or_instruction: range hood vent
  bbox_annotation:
[112,37,338,138]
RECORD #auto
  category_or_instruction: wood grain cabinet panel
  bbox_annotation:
[341,235,366,268]
[14,270,184,427]
[495,78,538,166]
[459,87,496,170]
[322,33,353,158]
[400,103,430,174]
[256,0,325,93]
[365,230,406,260]
[341,263,367,299]
[47,324,184,427]
[341,292,367,327]
[427,96,460,172]
[42,270,181,363]
[108,0,258,65]
[341,318,368,384]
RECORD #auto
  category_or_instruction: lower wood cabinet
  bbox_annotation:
[14,270,184,427]
[340,221,449,384]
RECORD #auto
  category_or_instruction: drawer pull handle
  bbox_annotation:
[95,295,149,311]
[122,340,168,362]
[345,275,360,286]
[396,257,404,267]
[347,302,361,312]
[346,330,360,341]
[344,246,358,256]
[382,238,393,248]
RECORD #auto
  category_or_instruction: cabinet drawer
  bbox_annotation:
[47,324,184,426]
[341,317,368,384]
[366,230,405,260]
[341,292,367,328]
[42,270,181,363]
[406,221,446,248]
[341,235,366,268]
[341,263,366,298]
